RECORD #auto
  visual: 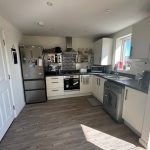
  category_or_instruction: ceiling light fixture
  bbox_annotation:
[105,9,111,13]
[47,1,53,6]
[37,21,45,27]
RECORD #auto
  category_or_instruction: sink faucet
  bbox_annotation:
[135,72,144,85]
[114,64,119,79]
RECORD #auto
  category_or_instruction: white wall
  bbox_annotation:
[72,38,94,50]
[21,35,66,50]
[21,35,94,51]
[112,17,150,75]
[132,17,150,59]
[0,15,25,117]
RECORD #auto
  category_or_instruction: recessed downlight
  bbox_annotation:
[47,1,53,6]
[105,9,111,13]
[37,21,45,27]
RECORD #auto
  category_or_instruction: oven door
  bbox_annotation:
[72,78,80,90]
[64,76,80,91]
[64,77,71,90]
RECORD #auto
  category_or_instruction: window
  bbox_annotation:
[114,34,132,71]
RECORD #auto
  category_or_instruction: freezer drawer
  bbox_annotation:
[24,80,45,90]
[25,90,47,104]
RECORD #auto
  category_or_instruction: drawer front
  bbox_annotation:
[25,90,46,104]
[46,76,63,88]
[46,76,63,83]
[24,80,45,90]
[47,88,64,97]
[46,81,63,89]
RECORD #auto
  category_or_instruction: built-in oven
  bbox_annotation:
[64,75,80,91]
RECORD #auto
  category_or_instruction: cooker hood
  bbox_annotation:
[65,37,75,52]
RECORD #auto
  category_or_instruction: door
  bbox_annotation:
[0,31,14,140]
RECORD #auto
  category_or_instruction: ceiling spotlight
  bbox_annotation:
[37,21,45,27]
[47,1,53,6]
[105,9,111,13]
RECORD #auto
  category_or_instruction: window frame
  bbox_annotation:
[114,34,132,71]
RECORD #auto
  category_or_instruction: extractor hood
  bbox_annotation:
[65,37,75,52]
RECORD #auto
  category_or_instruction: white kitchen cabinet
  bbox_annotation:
[132,17,150,59]
[92,75,98,97]
[93,38,113,65]
[122,86,147,134]
[140,84,150,148]
[80,75,91,93]
[46,76,64,98]
[98,77,106,103]
[92,75,106,103]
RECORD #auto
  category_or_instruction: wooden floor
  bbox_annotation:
[0,96,145,150]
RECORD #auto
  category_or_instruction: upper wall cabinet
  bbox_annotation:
[93,38,113,65]
[132,18,150,59]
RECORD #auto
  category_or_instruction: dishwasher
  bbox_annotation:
[103,81,125,123]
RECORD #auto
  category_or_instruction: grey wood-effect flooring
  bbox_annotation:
[0,96,145,150]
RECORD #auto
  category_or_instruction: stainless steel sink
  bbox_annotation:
[106,75,132,81]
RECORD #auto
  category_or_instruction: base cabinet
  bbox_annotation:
[122,87,147,134]
[80,75,91,94]
[46,76,64,98]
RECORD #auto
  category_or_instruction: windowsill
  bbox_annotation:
[113,69,133,75]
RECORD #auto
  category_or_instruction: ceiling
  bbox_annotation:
[0,0,150,38]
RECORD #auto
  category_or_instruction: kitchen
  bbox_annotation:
[0,0,150,150]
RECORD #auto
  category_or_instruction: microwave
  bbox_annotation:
[91,65,104,73]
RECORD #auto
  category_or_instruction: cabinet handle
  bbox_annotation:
[52,90,59,91]
[125,89,128,100]
[81,76,82,83]
[97,78,98,85]
[51,78,58,79]
[51,82,59,83]
[99,78,101,86]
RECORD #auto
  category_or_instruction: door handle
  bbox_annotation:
[125,89,128,100]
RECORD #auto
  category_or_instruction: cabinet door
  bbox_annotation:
[122,87,147,134]
[92,76,97,96]
[101,38,113,65]
[80,75,91,93]
[98,77,106,103]
[92,76,100,99]
[132,18,150,59]
[93,40,102,65]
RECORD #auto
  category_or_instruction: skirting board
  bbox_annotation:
[139,138,147,148]
[47,93,92,100]
[124,121,141,137]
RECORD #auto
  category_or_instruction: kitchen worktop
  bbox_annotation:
[45,72,148,94]
[93,73,148,94]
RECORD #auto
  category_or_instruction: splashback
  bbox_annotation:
[124,59,150,75]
